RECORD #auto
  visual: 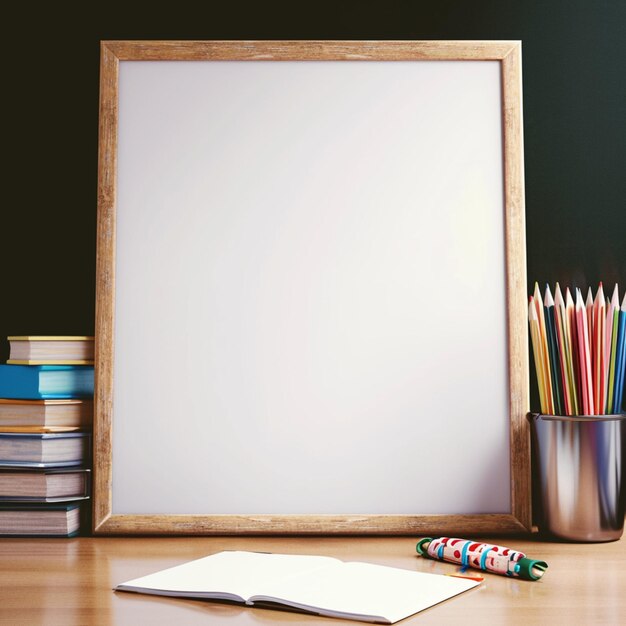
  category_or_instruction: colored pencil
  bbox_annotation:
[529,298,547,413]
[544,285,563,415]
[528,283,622,415]
[576,289,594,415]
[586,288,593,332]
[533,283,554,413]
[612,294,626,413]
[593,283,605,414]
[605,285,620,412]
[566,288,582,413]
[554,284,575,415]
[607,298,620,414]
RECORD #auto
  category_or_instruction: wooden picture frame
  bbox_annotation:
[94,40,529,535]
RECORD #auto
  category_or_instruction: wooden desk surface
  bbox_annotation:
[1,536,624,625]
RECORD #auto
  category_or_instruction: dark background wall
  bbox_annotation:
[3,2,624,409]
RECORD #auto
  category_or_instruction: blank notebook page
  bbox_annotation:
[117,551,338,600]
[252,560,479,622]
[117,551,480,623]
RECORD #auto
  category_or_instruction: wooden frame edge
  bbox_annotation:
[94,513,527,536]
[101,39,520,61]
[93,42,119,534]
[93,40,530,535]
[501,43,532,531]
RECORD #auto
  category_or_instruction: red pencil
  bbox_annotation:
[566,288,582,414]
[586,287,594,346]
[605,285,620,408]
[576,288,594,415]
[593,283,606,413]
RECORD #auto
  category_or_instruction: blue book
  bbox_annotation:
[0,365,94,399]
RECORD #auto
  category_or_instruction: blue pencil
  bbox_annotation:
[613,295,626,413]
[544,285,563,415]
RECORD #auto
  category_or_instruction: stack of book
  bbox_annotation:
[0,336,94,537]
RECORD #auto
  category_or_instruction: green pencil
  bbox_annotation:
[607,304,620,414]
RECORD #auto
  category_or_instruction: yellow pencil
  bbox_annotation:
[529,298,547,413]
[533,283,554,413]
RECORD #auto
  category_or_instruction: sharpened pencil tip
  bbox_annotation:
[612,284,620,305]
[576,289,584,307]
[554,285,565,308]
[595,282,606,304]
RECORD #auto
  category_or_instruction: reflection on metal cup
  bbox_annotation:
[530,413,626,542]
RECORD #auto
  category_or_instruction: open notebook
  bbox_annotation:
[115,550,481,624]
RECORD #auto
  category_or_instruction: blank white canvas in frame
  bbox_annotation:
[112,59,509,515]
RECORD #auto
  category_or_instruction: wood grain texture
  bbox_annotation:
[103,40,519,61]
[95,513,527,536]
[94,42,118,533]
[501,44,531,530]
[1,536,624,626]
[94,40,529,535]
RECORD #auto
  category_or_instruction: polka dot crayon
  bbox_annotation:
[416,537,548,581]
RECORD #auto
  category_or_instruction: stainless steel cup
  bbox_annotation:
[530,413,626,542]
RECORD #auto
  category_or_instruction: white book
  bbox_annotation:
[115,550,481,624]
